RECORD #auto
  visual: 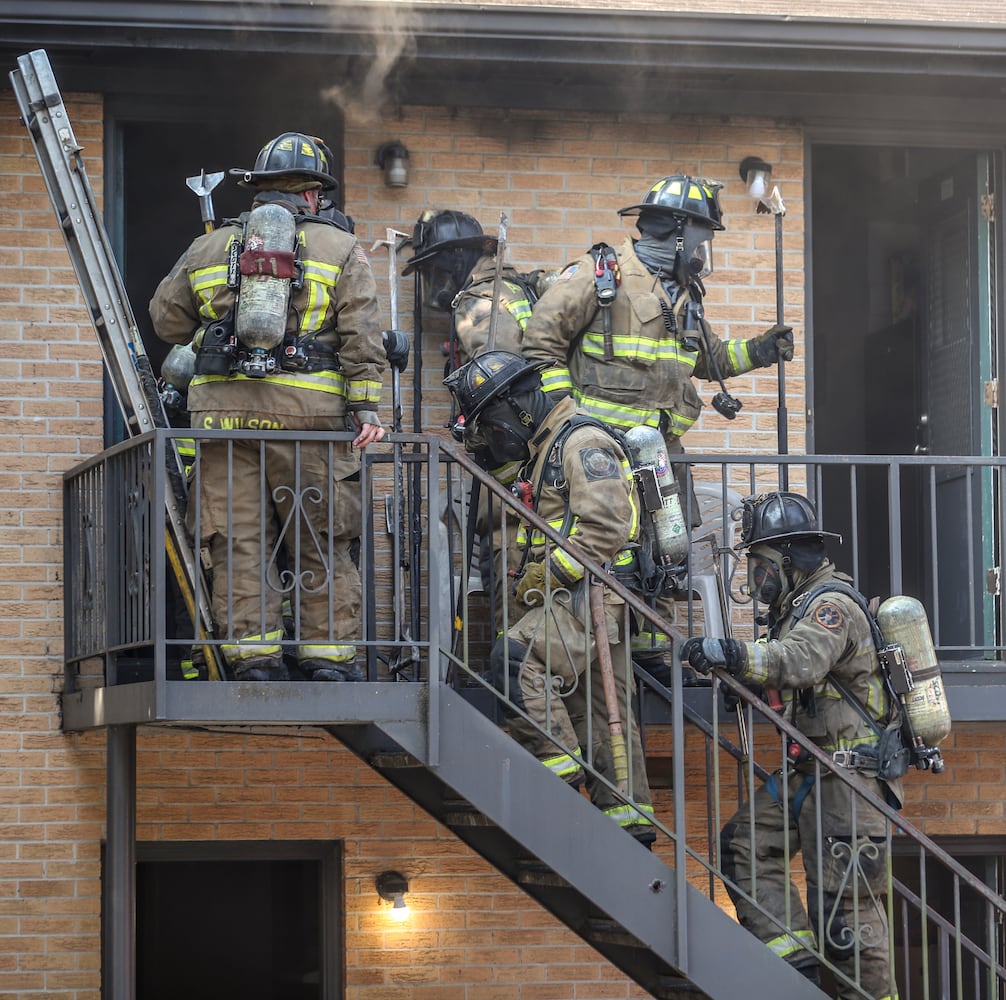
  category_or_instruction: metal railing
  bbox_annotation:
[62,430,1006,999]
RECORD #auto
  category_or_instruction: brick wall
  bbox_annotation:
[0,85,987,999]
[0,91,109,995]
[342,107,805,460]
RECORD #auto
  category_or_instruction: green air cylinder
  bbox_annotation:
[877,595,952,747]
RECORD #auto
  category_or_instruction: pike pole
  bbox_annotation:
[709,526,750,793]
[370,228,421,679]
[766,185,788,490]
[484,212,508,352]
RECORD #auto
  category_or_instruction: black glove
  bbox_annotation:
[382,329,411,372]
[679,636,745,676]
[749,323,794,367]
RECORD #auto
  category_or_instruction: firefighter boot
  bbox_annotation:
[300,658,363,682]
[626,824,658,850]
[233,655,289,682]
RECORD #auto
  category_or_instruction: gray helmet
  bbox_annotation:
[618,175,725,231]
[738,492,841,550]
[230,132,338,192]
[403,210,497,275]
[443,351,541,422]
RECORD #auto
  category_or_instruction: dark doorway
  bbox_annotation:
[891,837,1006,1000]
[105,97,344,379]
[811,144,1000,653]
[105,841,343,1000]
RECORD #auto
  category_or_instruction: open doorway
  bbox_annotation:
[103,840,344,1000]
[811,143,1000,653]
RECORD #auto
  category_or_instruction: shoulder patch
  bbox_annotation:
[559,263,579,281]
[580,447,620,481]
[353,244,371,267]
[813,601,846,630]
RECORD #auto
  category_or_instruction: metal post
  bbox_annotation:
[774,209,788,488]
[106,724,136,1000]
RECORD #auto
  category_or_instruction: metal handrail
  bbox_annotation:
[61,430,1006,999]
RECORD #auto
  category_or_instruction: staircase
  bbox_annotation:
[329,682,827,1000]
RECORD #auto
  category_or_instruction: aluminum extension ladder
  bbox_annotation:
[10,48,224,681]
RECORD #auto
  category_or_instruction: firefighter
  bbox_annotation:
[403,208,543,363]
[404,210,548,629]
[444,351,656,846]
[680,492,902,999]
[520,174,794,674]
[149,131,386,682]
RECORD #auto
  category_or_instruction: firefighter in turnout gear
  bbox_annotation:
[444,351,656,845]
[405,210,547,629]
[403,208,545,363]
[681,492,902,999]
[521,174,794,674]
[150,131,386,683]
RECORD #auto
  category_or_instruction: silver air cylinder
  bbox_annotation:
[624,425,688,567]
[161,343,196,391]
[235,203,296,354]
[877,595,952,748]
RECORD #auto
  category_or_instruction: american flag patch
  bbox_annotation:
[353,244,371,267]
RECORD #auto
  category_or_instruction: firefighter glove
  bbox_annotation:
[382,329,411,372]
[750,324,794,367]
[514,561,562,607]
[679,636,745,676]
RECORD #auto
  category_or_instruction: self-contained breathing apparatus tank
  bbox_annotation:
[234,203,298,377]
[159,342,196,422]
[623,425,689,569]
[876,594,951,770]
[161,342,196,393]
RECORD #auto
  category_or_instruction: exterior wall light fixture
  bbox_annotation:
[376,870,410,920]
[376,141,410,188]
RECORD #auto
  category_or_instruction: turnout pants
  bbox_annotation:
[193,436,362,674]
[495,588,654,834]
[720,768,899,1000]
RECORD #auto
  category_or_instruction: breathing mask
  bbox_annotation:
[421,248,482,311]
[636,212,715,284]
[746,544,790,608]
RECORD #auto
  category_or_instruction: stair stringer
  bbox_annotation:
[331,684,827,1000]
